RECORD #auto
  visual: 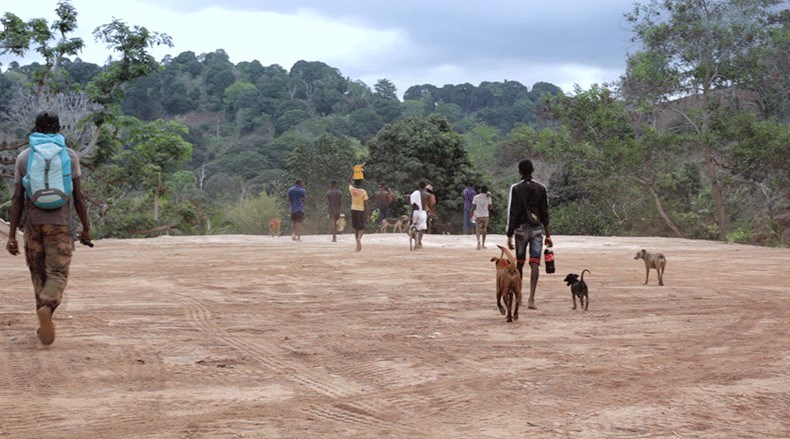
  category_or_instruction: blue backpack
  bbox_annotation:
[22,133,73,210]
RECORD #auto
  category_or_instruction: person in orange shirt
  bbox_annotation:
[348,178,369,252]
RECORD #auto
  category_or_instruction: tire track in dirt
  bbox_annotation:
[177,294,419,435]
[0,318,77,439]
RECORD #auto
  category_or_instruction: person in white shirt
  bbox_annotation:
[471,185,492,250]
[409,181,429,249]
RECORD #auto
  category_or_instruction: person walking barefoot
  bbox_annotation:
[5,111,92,345]
[326,180,343,242]
[348,177,369,252]
[287,179,307,241]
[472,185,492,250]
[506,159,553,310]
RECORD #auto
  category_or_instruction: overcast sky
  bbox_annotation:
[2,0,638,97]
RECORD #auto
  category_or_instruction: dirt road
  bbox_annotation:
[1,233,788,438]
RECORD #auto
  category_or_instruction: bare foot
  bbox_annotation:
[37,306,55,345]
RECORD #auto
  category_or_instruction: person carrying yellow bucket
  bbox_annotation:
[348,163,368,251]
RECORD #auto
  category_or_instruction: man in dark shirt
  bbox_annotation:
[462,182,476,235]
[326,180,343,242]
[506,159,553,310]
[374,182,393,221]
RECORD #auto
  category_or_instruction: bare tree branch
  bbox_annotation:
[0,89,101,156]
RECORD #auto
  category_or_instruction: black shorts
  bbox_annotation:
[291,211,305,223]
[351,210,366,230]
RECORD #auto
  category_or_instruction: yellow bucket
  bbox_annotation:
[353,164,365,180]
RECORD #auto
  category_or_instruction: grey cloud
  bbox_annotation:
[139,0,634,66]
[134,0,636,91]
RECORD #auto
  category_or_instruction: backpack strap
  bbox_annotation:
[59,147,73,195]
[22,146,36,196]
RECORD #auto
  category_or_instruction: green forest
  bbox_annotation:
[1,0,788,245]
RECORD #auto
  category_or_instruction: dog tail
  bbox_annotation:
[580,269,591,281]
[496,244,517,264]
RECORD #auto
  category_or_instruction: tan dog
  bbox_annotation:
[635,249,666,286]
[491,245,523,322]
[407,222,419,251]
[379,215,411,233]
[268,217,282,237]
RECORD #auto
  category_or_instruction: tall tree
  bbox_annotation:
[0,1,84,96]
[366,115,481,223]
[624,0,783,240]
[373,78,398,100]
[283,133,358,232]
[543,85,690,237]
[0,1,85,179]
[121,118,193,221]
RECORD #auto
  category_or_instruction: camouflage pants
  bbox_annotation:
[23,224,72,312]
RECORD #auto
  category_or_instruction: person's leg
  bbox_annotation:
[359,213,365,251]
[23,224,47,309]
[526,234,544,309]
[462,209,467,235]
[331,213,338,242]
[480,218,488,249]
[296,213,304,240]
[417,211,427,248]
[25,225,71,344]
[351,211,361,251]
[514,229,529,280]
[475,217,481,250]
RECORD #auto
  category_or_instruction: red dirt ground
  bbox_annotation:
[1,233,788,438]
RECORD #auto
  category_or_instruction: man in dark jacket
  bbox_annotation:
[506,159,553,310]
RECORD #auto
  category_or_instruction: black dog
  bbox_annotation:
[564,269,590,311]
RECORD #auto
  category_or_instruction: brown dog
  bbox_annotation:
[635,249,666,286]
[268,217,282,237]
[491,245,522,322]
[379,215,411,233]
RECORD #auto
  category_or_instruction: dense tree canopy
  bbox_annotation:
[1,0,786,245]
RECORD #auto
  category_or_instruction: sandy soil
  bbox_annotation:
[1,232,788,438]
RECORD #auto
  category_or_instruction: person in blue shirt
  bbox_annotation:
[287,179,307,241]
[462,182,476,235]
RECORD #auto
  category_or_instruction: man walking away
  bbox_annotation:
[374,182,393,222]
[287,179,307,241]
[409,181,429,249]
[472,185,492,250]
[348,178,369,252]
[506,159,552,310]
[5,111,92,346]
[326,180,343,242]
[462,182,476,235]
